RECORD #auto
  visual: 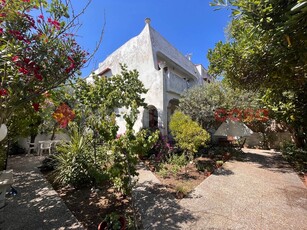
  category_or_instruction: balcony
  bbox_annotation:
[166,72,188,95]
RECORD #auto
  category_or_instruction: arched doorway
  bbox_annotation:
[167,99,179,132]
[148,105,158,129]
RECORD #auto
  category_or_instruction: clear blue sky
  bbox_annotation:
[73,0,231,77]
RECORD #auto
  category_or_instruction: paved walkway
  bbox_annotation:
[133,148,307,230]
[2,155,84,230]
[2,149,306,230]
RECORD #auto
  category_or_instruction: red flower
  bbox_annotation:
[32,103,40,111]
[52,20,61,30]
[52,103,75,128]
[12,56,19,62]
[23,0,30,2]
[0,88,8,96]
[18,67,29,74]
[47,18,61,30]
[0,28,3,35]
[35,73,43,81]
[38,14,44,20]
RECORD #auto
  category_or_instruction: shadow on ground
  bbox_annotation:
[2,155,82,230]
[133,181,197,229]
[242,150,293,173]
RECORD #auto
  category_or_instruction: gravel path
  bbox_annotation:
[134,149,307,230]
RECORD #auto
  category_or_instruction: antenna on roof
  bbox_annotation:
[185,53,192,61]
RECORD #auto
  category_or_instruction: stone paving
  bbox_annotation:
[134,148,307,230]
[2,155,84,230]
[1,149,307,230]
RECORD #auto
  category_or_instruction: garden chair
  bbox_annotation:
[27,142,36,155]
[38,141,52,155]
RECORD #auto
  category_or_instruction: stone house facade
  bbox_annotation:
[93,18,213,135]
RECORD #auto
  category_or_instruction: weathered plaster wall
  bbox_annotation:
[97,23,165,134]
[95,20,206,134]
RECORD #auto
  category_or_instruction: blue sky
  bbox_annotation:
[74,0,231,77]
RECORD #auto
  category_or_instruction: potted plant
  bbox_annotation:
[98,212,126,230]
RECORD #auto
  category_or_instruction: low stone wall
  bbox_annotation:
[245,131,292,149]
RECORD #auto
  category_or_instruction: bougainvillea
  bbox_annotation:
[214,108,269,122]
[0,0,88,125]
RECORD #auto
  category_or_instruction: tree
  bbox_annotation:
[208,0,307,147]
[0,0,89,126]
[55,64,157,188]
[0,0,104,169]
[178,81,261,130]
[54,65,159,227]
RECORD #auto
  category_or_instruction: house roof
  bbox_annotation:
[97,18,200,80]
[144,19,199,77]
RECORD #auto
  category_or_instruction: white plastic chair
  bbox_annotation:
[38,141,52,155]
[27,142,36,155]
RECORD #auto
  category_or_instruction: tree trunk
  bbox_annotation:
[290,126,306,148]
[50,123,58,140]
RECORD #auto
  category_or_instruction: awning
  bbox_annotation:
[214,119,253,137]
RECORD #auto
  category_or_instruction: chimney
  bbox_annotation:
[145,18,151,25]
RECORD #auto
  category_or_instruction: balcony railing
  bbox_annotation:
[166,72,188,94]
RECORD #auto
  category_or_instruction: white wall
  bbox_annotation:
[18,133,70,151]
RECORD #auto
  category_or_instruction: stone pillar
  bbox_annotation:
[158,61,168,136]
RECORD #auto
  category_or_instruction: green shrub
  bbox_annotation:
[281,141,307,172]
[54,125,107,187]
[157,165,169,178]
[168,153,187,168]
[169,111,210,160]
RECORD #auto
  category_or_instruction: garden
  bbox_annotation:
[1,0,306,229]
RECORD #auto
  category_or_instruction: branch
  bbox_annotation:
[84,10,106,70]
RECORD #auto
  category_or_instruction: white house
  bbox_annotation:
[93,18,213,135]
